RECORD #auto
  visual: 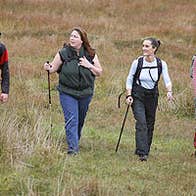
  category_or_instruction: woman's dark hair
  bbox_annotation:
[144,37,161,54]
[73,27,95,58]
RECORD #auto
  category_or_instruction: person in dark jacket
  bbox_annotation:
[126,37,174,161]
[0,33,10,103]
[44,27,102,155]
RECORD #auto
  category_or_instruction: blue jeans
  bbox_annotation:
[59,92,92,153]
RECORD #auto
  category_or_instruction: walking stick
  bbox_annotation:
[115,104,130,152]
[47,61,52,131]
[115,90,130,152]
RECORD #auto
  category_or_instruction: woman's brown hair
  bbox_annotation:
[73,27,95,58]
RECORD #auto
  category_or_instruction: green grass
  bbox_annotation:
[0,110,195,195]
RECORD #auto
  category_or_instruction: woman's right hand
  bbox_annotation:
[44,62,52,71]
[43,53,63,73]
[126,95,133,105]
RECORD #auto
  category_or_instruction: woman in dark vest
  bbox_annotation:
[126,37,174,161]
[44,27,102,155]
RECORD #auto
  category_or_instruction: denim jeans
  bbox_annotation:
[59,92,92,153]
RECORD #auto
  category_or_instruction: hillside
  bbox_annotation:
[0,0,195,195]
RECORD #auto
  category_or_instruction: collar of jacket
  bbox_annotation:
[68,45,85,58]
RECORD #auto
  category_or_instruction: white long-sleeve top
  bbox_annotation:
[126,57,172,90]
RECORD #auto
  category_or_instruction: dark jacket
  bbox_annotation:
[0,43,9,94]
[58,45,95,98]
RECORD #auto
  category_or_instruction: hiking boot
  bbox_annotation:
[139,155,148,161]
[67,151,78,156]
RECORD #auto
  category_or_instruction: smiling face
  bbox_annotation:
[142,40,156,56]
[69,30,83,49]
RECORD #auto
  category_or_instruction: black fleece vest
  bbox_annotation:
[58,45,95,98]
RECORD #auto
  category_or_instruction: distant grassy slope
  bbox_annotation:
[0,0,195,195]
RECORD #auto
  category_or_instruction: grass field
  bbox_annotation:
[0,0,196,195]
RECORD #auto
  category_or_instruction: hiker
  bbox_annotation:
[192,54,196,118]
[44,27,102,155]
[126,37,174,161]
[0,33,10,103]
[194,131,196,157]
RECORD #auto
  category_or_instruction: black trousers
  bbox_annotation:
[132,84,158,156]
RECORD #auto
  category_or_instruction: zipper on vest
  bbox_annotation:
[77,56,82,90]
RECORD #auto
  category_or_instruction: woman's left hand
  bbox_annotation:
[79,56,92,69]
[167,91,174,102]
[0,93,8,103]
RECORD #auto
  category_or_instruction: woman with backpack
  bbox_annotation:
[126,37,174,161]
[44,27,102,155]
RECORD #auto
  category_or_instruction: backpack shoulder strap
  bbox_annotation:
[133,56,162,86]
[133,56,143,85]
[155,57,162,82]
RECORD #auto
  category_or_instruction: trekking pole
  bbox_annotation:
[47,61,52,131]
[115,90,129,152]
[115,104,130,152]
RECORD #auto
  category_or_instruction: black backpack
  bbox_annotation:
[133,56,162,87]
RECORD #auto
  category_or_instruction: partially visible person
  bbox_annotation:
[126,37,174,161]
[192,53,196,156]
[44,27,102,155]
[192,54,196,118]
[0,33,10,103]
[194,131,196,157]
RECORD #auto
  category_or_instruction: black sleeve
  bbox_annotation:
[0,43,9,94]
[1,61,10,94]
